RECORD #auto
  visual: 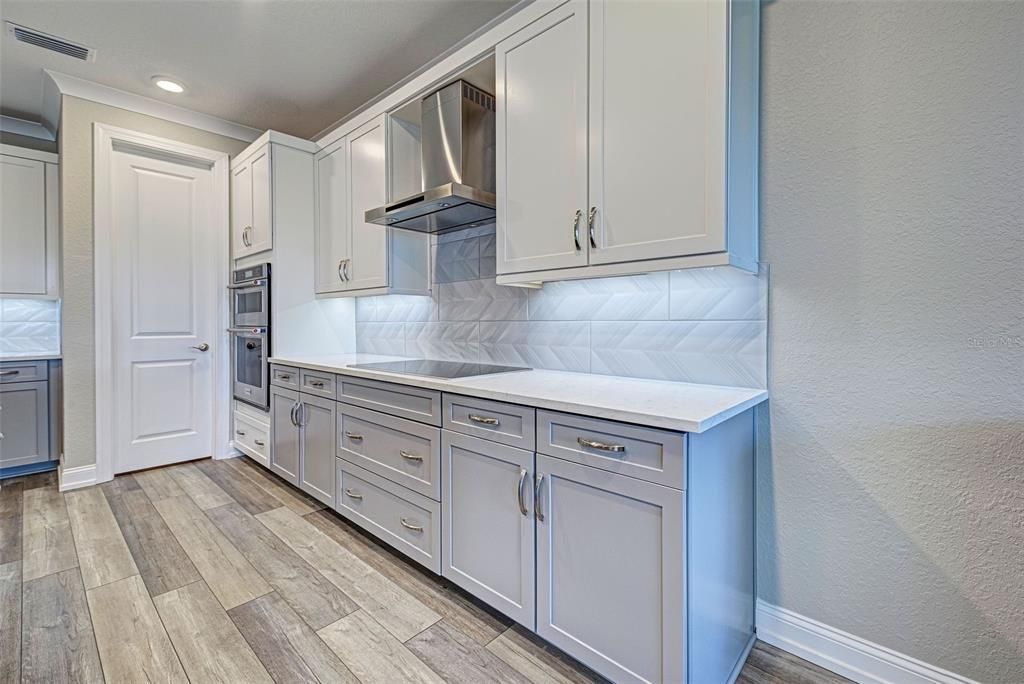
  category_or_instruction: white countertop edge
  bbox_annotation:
[268,354,767,433]
[0,353,62,361]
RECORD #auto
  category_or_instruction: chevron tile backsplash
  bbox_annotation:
[0,298,61,356]
[356,226,768,388]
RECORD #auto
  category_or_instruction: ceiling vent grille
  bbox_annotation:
[5,22,95,61]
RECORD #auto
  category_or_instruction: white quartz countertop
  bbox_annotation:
[0,353,61,361]
[268,353,767,433]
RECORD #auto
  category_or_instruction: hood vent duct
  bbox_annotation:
[366,80,496,234]
[6,22,95,61]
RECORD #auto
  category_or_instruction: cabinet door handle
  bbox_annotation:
[289,403,298,426]
[338,259,345,282]
[572,209,582,251]
[400,517,424,532]
[297,402,306,427]
[344,431,363,441]
[345,488,363,500]
[577,437,626,453]
[343,259,350,281]
[242,225,252,247]
[254,439,265,447]
[400,450,423,463]
[587,206,597,248]
[235,430,246,436]
[517,468,528,516]
[534,473,546,522]
[0,370,19,377]
[468,413,500,426]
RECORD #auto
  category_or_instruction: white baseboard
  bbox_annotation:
[755,600,979,684]
[58,463,97,491]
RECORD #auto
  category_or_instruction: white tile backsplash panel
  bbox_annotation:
[528,273,670,321]
[669,266,767,320]
[353,226,769,388]
[0,298,61,356]
[591,320,768,387]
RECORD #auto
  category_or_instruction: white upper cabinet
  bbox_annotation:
[495,0,589,275]
[496,0,760,284]
[232,144,273,258]
[314,114,430,297]
[0,147,59,297]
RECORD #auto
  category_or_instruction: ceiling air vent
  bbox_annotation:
[5,22,95,62]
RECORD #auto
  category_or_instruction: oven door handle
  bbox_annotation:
[227,280,267,289]
[227,327,268,334]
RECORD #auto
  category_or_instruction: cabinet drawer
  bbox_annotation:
[299,368,336,399]
[537,410,685,490]
[0,360,47,384]
[233,411,270,466]
[270,364,300,389]
[338,403,440,500]
[336,459,441,573]
[338,375,441,426]
[443,394,535,450]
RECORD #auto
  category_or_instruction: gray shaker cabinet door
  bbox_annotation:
[270,386,300,485]
[441,430,535,629]
[299,393,336,506]
[535,454,685,684]
[0,381,50,468]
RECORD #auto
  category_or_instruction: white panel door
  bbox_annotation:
[248,146,274,254]
[588,0,728,264]
[496,0,590,275]
[536,454,685,684]
[0,154,47,294]
[231,160,252,257]
[347,116,388,291]
[441,431,535,628]
[111,146,219,474]
[314,141,350,294]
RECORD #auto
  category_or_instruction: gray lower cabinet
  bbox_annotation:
[271,384,336,505]
[441,430,535,628]
[535,453,685,684]
[299,394,336,505]
[0,380,50,468]
[270,386,301,484]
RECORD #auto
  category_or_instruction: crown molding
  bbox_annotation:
[0,115,56,142]
[43,70,261,143]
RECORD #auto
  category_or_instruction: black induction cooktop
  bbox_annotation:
[349,359,530,379]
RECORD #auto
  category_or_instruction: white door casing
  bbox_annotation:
[94,124,230,482]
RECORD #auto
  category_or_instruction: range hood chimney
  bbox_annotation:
[365,80,496,234]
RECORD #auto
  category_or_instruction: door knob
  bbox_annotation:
[191,343,210,352]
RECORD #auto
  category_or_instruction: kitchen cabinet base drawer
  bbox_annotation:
[233,410,270,467]
[537,410,685,490]
[443,394,536,450]
[270,364,301,390]
[299,368,337,399]
[336,459,441,573]
[338,376,442,426]
[0,360,48,384]
[338,403,441,500]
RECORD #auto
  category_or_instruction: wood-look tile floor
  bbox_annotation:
[0,460,852,684]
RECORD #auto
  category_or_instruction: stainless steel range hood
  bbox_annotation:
[365,80,496,234]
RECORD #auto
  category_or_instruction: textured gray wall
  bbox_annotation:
[758,2,1023,682]
[59,96,249,470]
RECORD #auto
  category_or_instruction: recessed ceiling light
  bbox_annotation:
[152,76,185,93]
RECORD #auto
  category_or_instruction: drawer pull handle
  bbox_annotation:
[400,450,423,463]
[468,413,500,426]
[577,437,626,453]
[400,517,424,532]
[236,430,246,436]
[254,439,265,447]
[0,370,19,376]
[517,468,528,516]
[344,431,364,441]
[310,380,325,388]
[278,374,292,381]
[534,473,546,522]
[345,489,363,500]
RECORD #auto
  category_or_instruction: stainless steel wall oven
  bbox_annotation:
[230,264,270,409]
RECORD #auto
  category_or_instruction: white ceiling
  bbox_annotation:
[0,0,515,139]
